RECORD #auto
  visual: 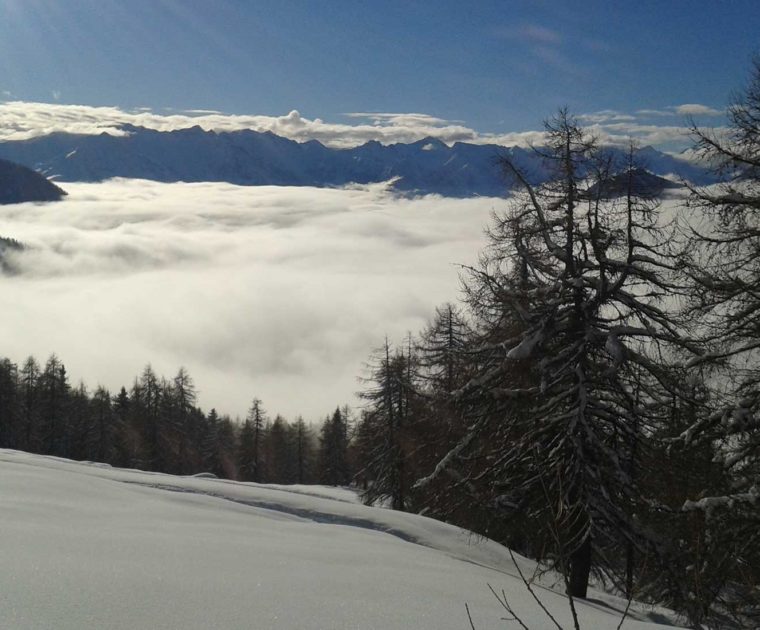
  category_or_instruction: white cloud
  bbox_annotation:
[634,104,724,118]
[577,110,637,124]
[0,100,725,152]
[635,108,674,117]
[674,103,724,117]
[586,121,694,147]
[0,180,498,420]
[344,112,460,127]
[0,101,484,148]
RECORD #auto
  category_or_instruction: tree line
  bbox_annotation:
[0,356,356,487]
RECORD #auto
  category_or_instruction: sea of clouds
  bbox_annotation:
[0,180,499,420]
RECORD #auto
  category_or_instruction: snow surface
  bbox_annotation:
[0,450,680,629]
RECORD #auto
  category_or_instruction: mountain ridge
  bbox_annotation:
[0,126,715,197]
[0,158,67,205]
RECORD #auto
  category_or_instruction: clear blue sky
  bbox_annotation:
[1,0,759,134]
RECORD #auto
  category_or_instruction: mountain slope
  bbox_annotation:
[0,126,713,197]
[0,158,67,204]
[0,449,680,629]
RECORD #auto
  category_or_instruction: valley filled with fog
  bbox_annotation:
[0,179,497,419]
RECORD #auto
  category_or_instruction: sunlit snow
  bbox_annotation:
[0,449,680,629]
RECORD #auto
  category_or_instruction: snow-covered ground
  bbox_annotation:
[0,449,680,629]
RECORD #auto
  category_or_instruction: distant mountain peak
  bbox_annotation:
[0,158,67,205]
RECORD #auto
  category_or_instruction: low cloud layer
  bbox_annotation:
[0,180,498,420]
[0,100,726,152]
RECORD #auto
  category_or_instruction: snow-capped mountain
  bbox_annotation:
[0,125,715,197]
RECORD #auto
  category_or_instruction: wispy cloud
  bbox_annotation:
[635,108,673,117]
[635,104,724,118]
[578,110,637,124]
[517,24,562,45]
[343,112,461,127]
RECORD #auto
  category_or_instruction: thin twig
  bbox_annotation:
[488,583,531,630]
[465,602,476,630]
[615,594,633,630]
[506,547,565,630]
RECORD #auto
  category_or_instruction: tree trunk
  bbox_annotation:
[568,535,591,598]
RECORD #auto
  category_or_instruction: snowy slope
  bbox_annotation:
[0,450,680,629]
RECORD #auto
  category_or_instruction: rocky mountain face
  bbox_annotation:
[0,126,714,197]
[0,158,67,205]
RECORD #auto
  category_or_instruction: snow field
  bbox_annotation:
[0,450,679,629]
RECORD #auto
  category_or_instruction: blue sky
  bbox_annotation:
[1,0,759,143]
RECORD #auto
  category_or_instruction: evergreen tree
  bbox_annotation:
[0,358,20,449]
[91,386,114,463]
[238,418,257,482]
[266,415,293,483]
[38,354,70,457]
[19,356,41,452]
[291,415,315,484]
[111,386,134,468]
[67,382,91,461]
[358,339,417,510]
[238,398,265,482]
[319,407,350,486]
[171,367,196,474]
[132,365,163,470]
[200,408,222,475]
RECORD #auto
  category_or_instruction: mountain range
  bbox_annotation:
[0,125,715,197]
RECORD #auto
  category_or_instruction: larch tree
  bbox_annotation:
[0,358,20,449]
[319,407,350,486]
[291,415,314,484]
[38,354,70,458]
[357,338,418,510]
[171,367,196,474]
[674,57,760,624]
[19,356,41,451]
[418,111,700,598]
[238,397,266,482]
